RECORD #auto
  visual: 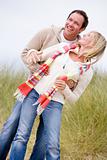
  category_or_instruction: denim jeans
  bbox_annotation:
[0,101,46,160]
[0,101,22,160]
[41,99,63,160]
[9,89,63,160]
[30,115,47,160]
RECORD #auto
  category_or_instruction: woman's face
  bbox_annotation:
[78,32,95,48]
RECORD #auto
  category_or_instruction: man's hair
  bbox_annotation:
[67,10,89,29]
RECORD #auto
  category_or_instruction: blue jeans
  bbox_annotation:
[0,96,46,160]
[9,89,63,160]
[30,115,47,160]
[0,101,22,160]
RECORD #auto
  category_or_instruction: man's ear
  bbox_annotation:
[79,27,85,33]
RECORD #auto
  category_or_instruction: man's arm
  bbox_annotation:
[21,28,52,71]
[21,38,67,72]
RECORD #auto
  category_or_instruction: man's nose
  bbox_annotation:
[69,21,74,26]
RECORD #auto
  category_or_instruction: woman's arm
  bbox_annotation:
[56,68,93,104]
[62,68,93,104]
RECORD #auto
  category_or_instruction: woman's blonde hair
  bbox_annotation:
[82,31,106,64]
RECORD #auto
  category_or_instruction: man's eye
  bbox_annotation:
[68,18,72,21]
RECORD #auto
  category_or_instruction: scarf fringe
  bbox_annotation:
[37,104,45,115]
[14,89,25,102]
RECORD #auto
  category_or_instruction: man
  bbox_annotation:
[0,10,90,160]
[22,10,88,72]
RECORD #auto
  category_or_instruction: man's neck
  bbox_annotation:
[64,34,76,41]
[60,31,78,44]
[63,31,78,42]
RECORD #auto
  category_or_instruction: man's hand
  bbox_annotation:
[66,79,78,90]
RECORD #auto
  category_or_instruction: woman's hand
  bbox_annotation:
[55,78,66,91]
[55,77,78,91]
[27,50,42,65]
[25,50,43,72]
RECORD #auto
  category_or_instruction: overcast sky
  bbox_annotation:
[0,0,107,72]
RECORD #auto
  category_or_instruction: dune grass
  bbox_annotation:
[61,73,107,159]
[0,66,107,160]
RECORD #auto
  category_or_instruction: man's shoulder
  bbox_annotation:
[51,25,63,31]
[40,25,63,32]
[40,25,63,42]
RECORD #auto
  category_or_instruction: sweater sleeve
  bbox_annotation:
[41,42,67,61]
[62,68,93,104]
[21,27,53,68]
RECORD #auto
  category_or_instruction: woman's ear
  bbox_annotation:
[84,57,90,62]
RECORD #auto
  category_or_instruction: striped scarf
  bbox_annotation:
[34,64,90,115]
[14,43,90,115]
[14,43,77,101]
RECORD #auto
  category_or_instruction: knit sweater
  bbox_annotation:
[35,51,92,104]
[21,26,93,105]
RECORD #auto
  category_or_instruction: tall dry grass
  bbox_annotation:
[0,66,107,160]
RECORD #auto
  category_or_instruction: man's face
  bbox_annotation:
[64,12,85,40]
